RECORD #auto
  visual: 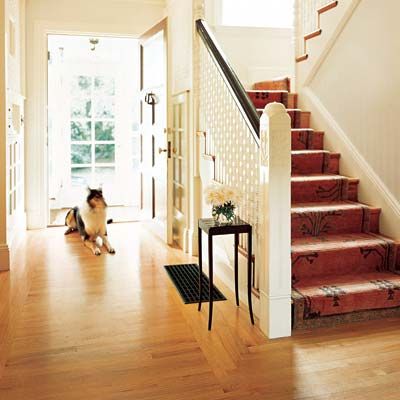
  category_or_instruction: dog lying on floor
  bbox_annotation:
[64,187,115,256]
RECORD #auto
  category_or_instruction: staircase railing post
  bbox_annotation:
[258,102,292,339]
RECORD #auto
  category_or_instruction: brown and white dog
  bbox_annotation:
[64,188,115,256]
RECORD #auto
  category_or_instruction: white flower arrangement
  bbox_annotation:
[204,184,242,223]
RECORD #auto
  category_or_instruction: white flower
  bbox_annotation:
[204,184,242,206]
[204,184,225,206]
[222,185,242,205]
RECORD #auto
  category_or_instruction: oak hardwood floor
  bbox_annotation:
[1,222,400,399]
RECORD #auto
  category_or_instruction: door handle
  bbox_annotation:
[158,147,167,154]
[145,92,157,105]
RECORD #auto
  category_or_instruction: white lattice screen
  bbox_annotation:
[198,40,261,286]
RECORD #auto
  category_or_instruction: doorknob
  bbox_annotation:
[145,92,157,105]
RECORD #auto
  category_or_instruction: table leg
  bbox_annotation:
[198,227,202,311]
[234,233,239,306]
[247,229,255,325]
[208,234,213,330]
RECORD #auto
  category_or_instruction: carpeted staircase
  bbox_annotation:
[247,78,400,329]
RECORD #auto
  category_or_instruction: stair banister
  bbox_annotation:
[195,19,260,146]
[196,16,292,338]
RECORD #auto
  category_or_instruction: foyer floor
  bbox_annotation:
[1,223,400,399]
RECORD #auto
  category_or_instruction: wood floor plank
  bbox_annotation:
[1,222,400,399]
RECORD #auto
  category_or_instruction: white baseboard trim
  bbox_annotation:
[7,212,27,249]
[184,228,198,256]
[302,87,400,237]
[0,244,10,271]
[259,290,291,339]
[27,209,47,230]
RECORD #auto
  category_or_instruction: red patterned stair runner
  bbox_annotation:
[249,79,400,328]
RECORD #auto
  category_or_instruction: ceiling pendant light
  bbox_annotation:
[89,38,99,51]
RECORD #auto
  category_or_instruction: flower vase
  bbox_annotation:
[220,212,234,225]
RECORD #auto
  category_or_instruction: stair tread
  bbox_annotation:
[247,89,288,93]
[291,174,357,182]
[292,150,328,154]
[292,232,393,252]
[257,108,303,112]
[293,271,400,293]
[293,271,400,317]
[291,200,376,213]
[292,150,339,156]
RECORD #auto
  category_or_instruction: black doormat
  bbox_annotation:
[164,263,226,304]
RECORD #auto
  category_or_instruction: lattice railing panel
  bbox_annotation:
[199,40,261,282]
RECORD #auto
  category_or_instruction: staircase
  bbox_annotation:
[248,78,400,329]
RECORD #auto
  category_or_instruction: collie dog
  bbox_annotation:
[64,187,115,256]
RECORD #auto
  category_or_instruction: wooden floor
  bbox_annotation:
[1,223,400,399]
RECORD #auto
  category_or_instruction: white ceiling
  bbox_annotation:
[110,0,166,5]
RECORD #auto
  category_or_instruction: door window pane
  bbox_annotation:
[71,167,92,185]
[94,97,115,118]
[71,121,91,141]
[95,144,115,163]
[71,99,92,118]
[95,121,115,140]
[95,166,115,182]
[94,76,115,96]
[71,144,92,164]
[71,75,92,97]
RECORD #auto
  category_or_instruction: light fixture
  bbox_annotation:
[89,38,99,51]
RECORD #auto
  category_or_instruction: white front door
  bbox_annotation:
[139,20,170,242]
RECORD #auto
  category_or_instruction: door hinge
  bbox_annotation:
[167,141,171,158]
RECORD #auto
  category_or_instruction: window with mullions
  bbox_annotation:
[70,75,116,186]
[220,0,294,29]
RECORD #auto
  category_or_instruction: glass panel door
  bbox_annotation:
[47,35,140,225]
[69,74,116,187]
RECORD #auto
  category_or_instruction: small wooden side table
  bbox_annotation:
[198,217,255,330]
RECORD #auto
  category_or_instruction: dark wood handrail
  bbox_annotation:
[196,19,260,146]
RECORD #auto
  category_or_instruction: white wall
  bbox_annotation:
[213,26,294,89]
[310,0,400,203]
[204,0,295,89]
[167,0,193,94]
[296,0,400,238]
[25,0,165,229]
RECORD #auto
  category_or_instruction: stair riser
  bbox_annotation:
[291,130,324,150]
[248,91,297,109]
[292,241,398,281]
[292,208,363,238]
[294,279,400,319]
[291,207,380,238]
[292,152,340,175]
[288,110,310,128]
[291,179,358,203]
[253,78,291,91]
[257,109,310,128]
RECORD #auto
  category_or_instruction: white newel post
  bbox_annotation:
[258,102,292,339]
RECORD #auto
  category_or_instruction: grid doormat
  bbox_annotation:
[164,263,226,304]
